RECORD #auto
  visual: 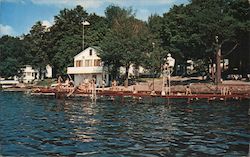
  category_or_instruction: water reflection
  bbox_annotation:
[0,92,249,156]
[55,100,99,143]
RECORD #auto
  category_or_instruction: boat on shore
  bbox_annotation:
[0,80,19,89]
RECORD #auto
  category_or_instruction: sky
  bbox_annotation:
[0,0,189,37]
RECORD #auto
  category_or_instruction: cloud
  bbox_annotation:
[0,24,15,37]
[106,0,176,6]
[42,20,53,28]
[136,9,151,21]
[29,0,178,8]
[30,0,104,9]
[0,0,25,3]
[2,0,181,8]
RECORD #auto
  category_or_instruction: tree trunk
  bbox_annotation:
[124,65,129,88]
[215,45,222,84]
[39,67,42,80]
[211,64,215,81]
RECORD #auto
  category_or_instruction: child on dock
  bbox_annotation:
[185,85,192,95]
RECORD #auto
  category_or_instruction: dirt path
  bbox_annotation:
[116,77,250,95]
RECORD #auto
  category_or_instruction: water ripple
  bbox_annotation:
[0,92,249,156]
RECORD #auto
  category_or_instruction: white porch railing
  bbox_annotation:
[67,66,103,74]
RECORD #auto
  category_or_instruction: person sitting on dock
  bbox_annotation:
[78,82,87,92]
[86,81,92,93]
[69,80,74,87]
[185,85,192,95]
[133,85,137,94]
[65,78,70,87]
[111,80,117,91]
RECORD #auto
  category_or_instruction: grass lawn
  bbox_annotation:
[36,79,57,86]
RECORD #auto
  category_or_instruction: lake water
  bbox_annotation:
[0,92,249,156]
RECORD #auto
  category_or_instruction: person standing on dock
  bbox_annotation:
[91,78,97,101]
[56,76,63,92]
[220,86,231,95]
[161,53,175,96]
[185,85,192,95]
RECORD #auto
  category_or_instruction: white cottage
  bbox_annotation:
[21,65,38,83]
[67,47,109,86]
[21,65,52,83]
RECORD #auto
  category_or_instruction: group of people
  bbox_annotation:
[57,76,238,97]
[77,79,97,93]
[220,86,231,95]
[56,76,74,91]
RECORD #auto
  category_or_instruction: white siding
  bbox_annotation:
[74,73,104,87]
[46,65,52,78]
[68,47,109,86]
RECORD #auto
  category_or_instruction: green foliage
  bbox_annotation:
[24,21,49,78]
[47,5,88,75]
[145,14,166,76]
[100,5,150,83]
[0,36,25,78]
[160,0,249,76]
[1,0,249,79]
[47,5,108,75]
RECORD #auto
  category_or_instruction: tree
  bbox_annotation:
[48,5,88,75]
[100,5,150,87]
[86,13,109,46]
[226,0,250,77]
[160,0,250,83]
[146,14,166,77]
[0,36,25,78]
[47,5,108,76]
[189,0,247,84]
[24,21,49,79]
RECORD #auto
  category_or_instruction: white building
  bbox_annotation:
[67,47,109,86]
[21,65,38,83]
[45,65,53,78]
[120,65,146,77]
[21,65,52,83]
[186,60,194,74]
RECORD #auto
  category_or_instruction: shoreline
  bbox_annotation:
[2,82,250,95]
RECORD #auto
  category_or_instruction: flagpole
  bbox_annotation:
[82,21,90,51]
[82,22,84,50]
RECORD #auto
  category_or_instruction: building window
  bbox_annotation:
[89,49,92,56]
[94,59,101,66]
[76,60,82,67]
[85,60,92,67]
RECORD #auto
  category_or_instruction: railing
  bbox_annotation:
[67,66,103,74]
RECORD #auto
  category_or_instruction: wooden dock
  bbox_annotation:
[31,87,250,103]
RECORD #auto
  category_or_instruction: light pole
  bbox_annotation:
[82,21,90,50]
